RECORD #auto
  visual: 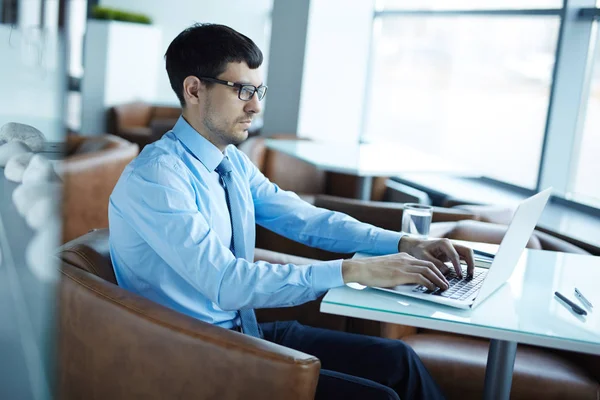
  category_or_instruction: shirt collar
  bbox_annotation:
[172,115,224,172]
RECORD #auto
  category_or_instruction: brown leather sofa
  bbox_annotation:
[57,229,321,400]
[61,134,138,243]
[107,102,181,150]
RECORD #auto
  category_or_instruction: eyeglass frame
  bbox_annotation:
[198,76,268,101]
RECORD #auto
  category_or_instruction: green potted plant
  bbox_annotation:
[90,6,152,25]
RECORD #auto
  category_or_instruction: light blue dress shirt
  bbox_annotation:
[108,116,403,329]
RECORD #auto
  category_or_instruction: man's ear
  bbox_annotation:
[183,76,203,105]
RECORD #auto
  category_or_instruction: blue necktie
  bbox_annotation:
[215,157,261,338]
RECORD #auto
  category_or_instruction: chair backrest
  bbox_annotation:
[61,135,138,243]
[58,228,116,283]
[151,105,181,121]
[107,101,153,134]
[239,135,327,195]
[239,136,394,200]
[107,102,180,133]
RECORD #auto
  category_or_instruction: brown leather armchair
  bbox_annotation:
[238,136,389,201]
[57,229,321,400]
[107,102,181,150]
[61,134,138,243]
[238,135,327,196]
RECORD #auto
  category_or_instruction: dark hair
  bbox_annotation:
[165,23,263,107]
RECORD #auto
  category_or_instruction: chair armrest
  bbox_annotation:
[59,263,320,400]
[313,194,479,231]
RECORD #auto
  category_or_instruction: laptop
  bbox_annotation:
[374,188,552,309]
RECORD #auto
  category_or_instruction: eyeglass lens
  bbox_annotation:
[239,85,267,101]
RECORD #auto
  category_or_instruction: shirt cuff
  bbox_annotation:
[311,259,345,296]
[375,230,404,255]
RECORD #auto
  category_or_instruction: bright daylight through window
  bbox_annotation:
[364,15,559,188]
[570,25,600,207]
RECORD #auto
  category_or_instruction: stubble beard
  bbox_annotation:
[203,99,247,148]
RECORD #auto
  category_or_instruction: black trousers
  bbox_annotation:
[260,321,446,400]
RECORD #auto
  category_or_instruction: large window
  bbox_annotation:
[364,1,600,210]
[364,15,559,188]
[570,25,600,207]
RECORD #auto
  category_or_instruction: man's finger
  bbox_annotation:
[419,266,449,290]
[431,239,463,278]
[409,261,448,288]
[408,272,436,291]
[423,253,450,276]
[455,245,475,277]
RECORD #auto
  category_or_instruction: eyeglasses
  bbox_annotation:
[199,77,268,101]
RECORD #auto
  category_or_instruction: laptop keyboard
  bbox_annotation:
[412,268,487,301]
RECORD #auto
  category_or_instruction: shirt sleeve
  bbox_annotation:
[117,158,344,311]
[238,150,404,256]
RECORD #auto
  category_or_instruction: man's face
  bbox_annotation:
[189,62,263,148]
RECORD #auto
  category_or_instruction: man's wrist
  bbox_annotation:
[342,259,361,283]
[398,235,418,254]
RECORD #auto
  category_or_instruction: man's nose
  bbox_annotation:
[244,92,262,114]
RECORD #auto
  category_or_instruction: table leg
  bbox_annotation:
[483,339,518,400]
[356,176,373,201]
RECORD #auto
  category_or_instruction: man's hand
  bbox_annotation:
[399,236,475,279]
[342,253,450,291]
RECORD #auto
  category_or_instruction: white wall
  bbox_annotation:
[98,0,274,105]
[80,20,162,134]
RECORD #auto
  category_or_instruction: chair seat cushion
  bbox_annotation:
[402,333,599,400]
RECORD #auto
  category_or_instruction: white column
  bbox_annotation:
[262,0,311,136]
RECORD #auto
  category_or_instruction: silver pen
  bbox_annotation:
[574,288,593,309]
